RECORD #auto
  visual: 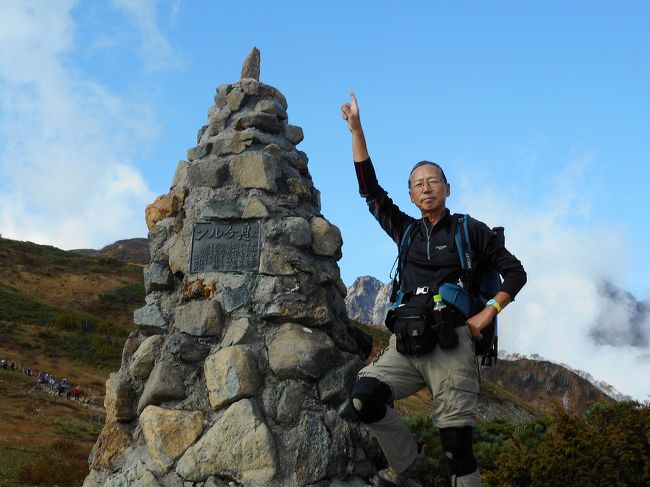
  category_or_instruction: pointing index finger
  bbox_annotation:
[349,91,358,108]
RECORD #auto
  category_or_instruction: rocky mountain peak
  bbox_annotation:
[345,275,392,327]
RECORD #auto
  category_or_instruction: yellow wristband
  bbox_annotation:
[486,299,502,314]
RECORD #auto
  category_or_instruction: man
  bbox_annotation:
[341,92,527,487]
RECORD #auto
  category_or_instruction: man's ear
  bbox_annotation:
[446,183,451,197]
[409,189,416,204]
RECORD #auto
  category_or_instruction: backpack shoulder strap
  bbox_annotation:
[389,221,415,302]
[453,213,474,271]
[398,222,415,277]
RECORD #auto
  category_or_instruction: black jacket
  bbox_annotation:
[354,158,527,298]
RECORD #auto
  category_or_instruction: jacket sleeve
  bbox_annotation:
[354,158,413,245]
[469,217,527,300]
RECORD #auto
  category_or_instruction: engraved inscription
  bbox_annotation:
[190,220,261,273]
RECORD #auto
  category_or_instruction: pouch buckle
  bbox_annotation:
[415,286,430,295]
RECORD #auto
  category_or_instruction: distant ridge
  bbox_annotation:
[499,351,633,402]
[72,238,149,265]
[482,354,617,412]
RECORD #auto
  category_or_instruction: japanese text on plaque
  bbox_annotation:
[190,220,261,273]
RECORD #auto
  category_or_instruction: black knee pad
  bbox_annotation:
[439,426,477,476]
[349,377,393,423]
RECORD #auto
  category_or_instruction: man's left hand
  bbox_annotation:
[466,306,497,339]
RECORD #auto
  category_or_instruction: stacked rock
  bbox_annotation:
[83,48,379,487]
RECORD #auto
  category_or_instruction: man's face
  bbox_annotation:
[408,164,450,214]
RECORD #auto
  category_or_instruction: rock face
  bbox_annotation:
[84,49,378,487]
[345,275,392,326]
[480,357,617,414]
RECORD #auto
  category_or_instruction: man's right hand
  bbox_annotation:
[342,91,370,161]
[341,92,362,133]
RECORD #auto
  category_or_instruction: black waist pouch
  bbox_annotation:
[393,293,437,356]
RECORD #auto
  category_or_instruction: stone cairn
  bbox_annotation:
[83,48,381,487]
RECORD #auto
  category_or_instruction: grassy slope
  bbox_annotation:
[0,369,104,487]
[0,236,145,385]
[0,238,143,328]
[0,238,144,487]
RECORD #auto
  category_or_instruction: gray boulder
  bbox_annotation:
[137,361,186,414]
[268,323,336,380]
[175,399,277,486]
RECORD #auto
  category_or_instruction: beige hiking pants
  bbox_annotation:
[357,325,480,482]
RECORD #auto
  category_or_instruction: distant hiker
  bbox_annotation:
[72,386,80,400]
[341,93,527,487]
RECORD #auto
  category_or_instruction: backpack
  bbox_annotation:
[388,214,502,366]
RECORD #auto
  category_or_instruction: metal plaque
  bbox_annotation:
[189,220,261,273]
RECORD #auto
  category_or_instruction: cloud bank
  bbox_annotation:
[0,0,157,249]
[455,157,650,401]
[591,281,650,349]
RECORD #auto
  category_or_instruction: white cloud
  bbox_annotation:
[456,157,650,401]
[0,1,155,249]
[0,1,75,78]
[111,0,183,71]
[169,0,182,26]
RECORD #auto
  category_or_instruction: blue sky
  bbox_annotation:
[1,1,649,400]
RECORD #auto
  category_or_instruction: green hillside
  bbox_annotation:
[0,237,144,487]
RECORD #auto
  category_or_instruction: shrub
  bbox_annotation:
[52,310,82,331]
[353,321,390,349]
[99,282,145,306]
[18,439,88,486]
[63,331,122,366]
[0,284,60,325]
[492,402,649,487]
[493,418,548,486]
[95,319,129,337]
[0,321,13,336]
[402,402,650,487]
[55,417,103,440]
[89,334,122,362]
[474,418,516,484]
[53,310,99,333]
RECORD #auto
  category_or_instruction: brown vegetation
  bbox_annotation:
[0,238,140,486]
[0,369,103,486]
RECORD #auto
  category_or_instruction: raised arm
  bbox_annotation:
[341,91,413,244]
[341,91,369,162]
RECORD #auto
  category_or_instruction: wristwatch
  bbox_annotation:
[486,299,502,314]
